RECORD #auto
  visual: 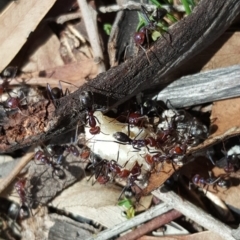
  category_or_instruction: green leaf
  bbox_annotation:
[136,12,147,31]
[151,31,161,41]
[103,24,112,35]
[181,0,191,15]
[118,197,133,209]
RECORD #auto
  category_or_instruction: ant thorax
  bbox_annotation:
[84,111,157,172]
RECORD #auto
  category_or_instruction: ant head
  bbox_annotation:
[51,87,63,99]
[2,66,18,78]
[79,91,93,109]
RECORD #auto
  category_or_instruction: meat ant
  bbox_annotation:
[112,111,148,128]
[79,91,107,135]
[46,143,80,164]
[128,112,147,127]
[0,66,18,95]
[118,161,143,200]
[190,172,230,192]
[88,151,143,198]
[14,178,32,219]
[112,131,156,151]
[34,150,65,179]
[134,6,168,47]
[46,80,79,107]
[159,104,208,146]
[217,145,240,172]
[3,90,29,116]
[87,153,110,185]
[144,145,183,173]
[134,6,168,63]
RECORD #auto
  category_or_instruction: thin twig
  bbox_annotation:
[46,12,82,25]
[99,2,185,13]
[116,209,182,240]
[56,12,82,25]
[77,0,105,73]
[86,203,173,240]
[0,145,35,194]
[152,188,235,240]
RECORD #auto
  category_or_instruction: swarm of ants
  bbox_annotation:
[0,5,240,239]
[0,61,240,239]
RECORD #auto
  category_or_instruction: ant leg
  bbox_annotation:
[94,116,101,125]
[206,150,216,165]
[132,145,141,151]
[138,44,151,65]
[58,80,64,97]
[145,28,150,49]
[59,80,79,89]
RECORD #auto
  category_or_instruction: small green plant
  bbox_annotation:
[103,23,112,36]
[118,197,135,219]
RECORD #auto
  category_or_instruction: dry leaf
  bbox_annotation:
[21,26,64,72]
[188,97,240,154]
[51,178,127,228]
[142,163,179,195]
[0,0,57,72]
[19,60,98,88]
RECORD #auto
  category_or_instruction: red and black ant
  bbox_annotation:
[3,90,29,117]
[216,144,240,173]
[34,150,65,179]
[46,80,79,107]
[190,172,230,192]
[134,5,168,63]
[88,152,143,190]
[14,178,32,219]
[87,153,110,185]
[79,91,107,135]
[46,143,80,164]
[118,161,143,200]
[0,66,18,95]
[134,6,168,46]
[112,131,156,151]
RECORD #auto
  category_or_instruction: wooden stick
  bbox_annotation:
[152,188,235,240]
[86,203,173,240]
[153,65,240,108]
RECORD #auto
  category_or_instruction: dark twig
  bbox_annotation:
[116,209,182,240]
